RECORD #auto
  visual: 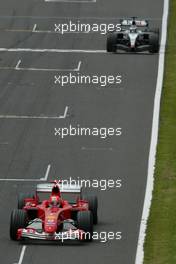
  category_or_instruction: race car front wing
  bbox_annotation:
[17,228,85,241]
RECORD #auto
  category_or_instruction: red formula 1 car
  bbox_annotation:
[10,180,98,242]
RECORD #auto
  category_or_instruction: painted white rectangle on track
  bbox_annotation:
[0,59,82,72]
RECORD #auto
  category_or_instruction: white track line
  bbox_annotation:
[0,48,106,54]
[1,59,82,72]
[0,165,51,182]
[32,24,37,32]
[40,164,51,181]
[59,106,69,118]
[15,60,21,70]
[135,0,169,263]
[0,178,46,181]
[0,106,69,119]
[13,246,26,264]
[0,115,63,119]
[75,61,82,71]
[15,67,78,72]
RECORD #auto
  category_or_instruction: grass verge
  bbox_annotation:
[144,1,176,264]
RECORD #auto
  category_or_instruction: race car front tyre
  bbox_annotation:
[106,33,117,52]
[10,209,27,240]
[82,195,98,224]
[149,33,159,53]
[18,192,36,209]
[77,211,93,241]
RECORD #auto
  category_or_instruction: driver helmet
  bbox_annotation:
[50,195,61,207]
[130,26,137,33]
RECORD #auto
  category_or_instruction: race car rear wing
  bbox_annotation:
[120,18,148,27]
[36,183,81,194]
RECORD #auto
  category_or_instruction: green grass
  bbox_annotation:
[144,1,176,264]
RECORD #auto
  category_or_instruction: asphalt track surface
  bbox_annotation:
[0,0,164,264]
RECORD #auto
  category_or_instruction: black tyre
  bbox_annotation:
[10,209,27,240]
[149,33,159,53]
[77,211,93,241]
[82,195,98,224]
[18,192,35,209]
[106,33,117,52]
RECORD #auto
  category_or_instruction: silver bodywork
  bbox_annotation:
[107,18,159,53]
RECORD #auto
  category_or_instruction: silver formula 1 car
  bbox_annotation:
[107,17,159,53]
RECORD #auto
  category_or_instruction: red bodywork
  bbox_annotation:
[17,181,89,241]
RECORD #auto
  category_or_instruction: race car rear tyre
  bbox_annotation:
[18,192,36,209]
[10,209,27,240]
[77,211,93,241]
[106,33,117,52]
[149,33,159,53]
[82,195,98,224]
